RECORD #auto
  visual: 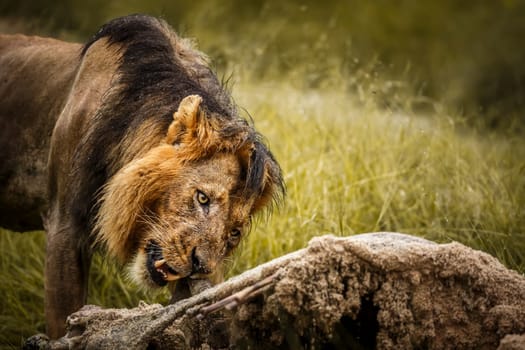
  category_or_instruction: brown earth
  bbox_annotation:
[26,233,525,349]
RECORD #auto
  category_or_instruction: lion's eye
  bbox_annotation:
[196,190,210,205]
[228,228,242,247]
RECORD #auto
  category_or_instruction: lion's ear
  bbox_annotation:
[165,94,204,145]
[251,163,282,214]
[238,142,284,214]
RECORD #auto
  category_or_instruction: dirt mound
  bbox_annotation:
[28,233,525,349]
[222,233,525,349]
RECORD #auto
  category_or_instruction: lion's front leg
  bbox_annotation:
[44,220,92,339]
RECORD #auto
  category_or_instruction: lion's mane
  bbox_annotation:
[67,15,284,251]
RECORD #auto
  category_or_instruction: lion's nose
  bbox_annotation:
[191,247,211,275]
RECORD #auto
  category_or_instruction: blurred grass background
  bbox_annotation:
[1,0,524,347]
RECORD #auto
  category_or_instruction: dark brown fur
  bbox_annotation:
[0,15,283,338]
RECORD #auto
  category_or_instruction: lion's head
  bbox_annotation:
[95,94,283,288]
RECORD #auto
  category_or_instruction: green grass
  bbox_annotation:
[1,80,523,347]
[0,231,46,348]
[228,82,524,275]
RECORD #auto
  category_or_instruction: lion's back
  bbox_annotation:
[0,34,81,230]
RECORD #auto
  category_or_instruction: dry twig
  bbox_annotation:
[197,273,277,319]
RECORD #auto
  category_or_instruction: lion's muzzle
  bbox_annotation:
[145,240,212,286]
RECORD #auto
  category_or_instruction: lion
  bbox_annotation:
[0,14,284,338]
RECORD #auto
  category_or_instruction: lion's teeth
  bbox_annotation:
[157,269,167,279]
[154,259,182,281]
[154,259,167,269]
